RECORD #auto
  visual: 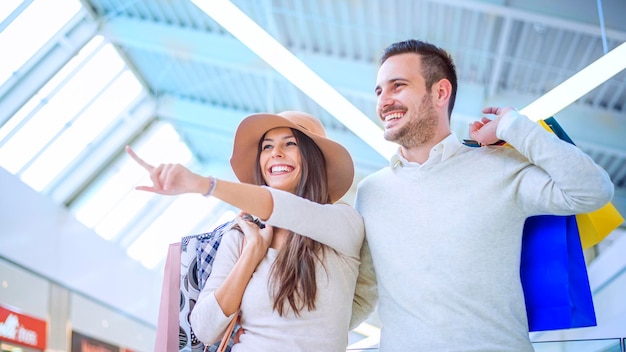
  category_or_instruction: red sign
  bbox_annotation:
[0,304,47,350]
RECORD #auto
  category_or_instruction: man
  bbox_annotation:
[350,39,614,351]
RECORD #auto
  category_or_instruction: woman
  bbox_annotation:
[127,111,365,351]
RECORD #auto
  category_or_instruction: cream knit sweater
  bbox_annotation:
[191,187,365,352]
[352,110,614,351]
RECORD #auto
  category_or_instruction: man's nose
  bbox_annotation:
[377,90,394,112]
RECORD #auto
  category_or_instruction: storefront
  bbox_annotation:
[71,331,135,352]
[1,258,153,351]
[0,304,46,352]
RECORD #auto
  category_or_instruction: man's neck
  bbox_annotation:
[399,132,452,164]
[399,144,433,164]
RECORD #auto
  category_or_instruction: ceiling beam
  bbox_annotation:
[430,0,626,40]
[101,17,377,103]
[101,16,626,149]
[155,95,388,174]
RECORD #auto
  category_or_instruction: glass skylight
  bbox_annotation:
[0,0,80,87]
[0,0,231,271]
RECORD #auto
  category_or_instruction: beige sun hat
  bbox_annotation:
[230,111,354,202]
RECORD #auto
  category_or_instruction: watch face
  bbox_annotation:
[242,213,265,228]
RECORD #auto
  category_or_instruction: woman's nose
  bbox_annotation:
[271,145,283,157]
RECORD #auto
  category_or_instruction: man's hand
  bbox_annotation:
[469,106,517,146]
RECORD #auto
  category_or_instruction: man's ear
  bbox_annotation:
[433,79,452,107]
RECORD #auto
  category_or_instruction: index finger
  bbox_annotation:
[125,145,154,171]
[481,106,500,115]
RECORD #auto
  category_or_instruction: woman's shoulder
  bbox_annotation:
[330,200,362,218]
[217,222,244,250]
[330,200,352,208]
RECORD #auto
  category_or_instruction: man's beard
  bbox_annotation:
[384,94,438,148]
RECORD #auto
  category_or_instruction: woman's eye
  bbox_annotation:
[262,144,272,150]
[286,141,297,147]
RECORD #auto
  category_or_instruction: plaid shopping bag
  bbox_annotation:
[179,219,238,352]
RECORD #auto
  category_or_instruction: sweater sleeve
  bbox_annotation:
[497,110,614,215]
[349,237,378,329]
[264,187,365,258]
[190,229,242,344]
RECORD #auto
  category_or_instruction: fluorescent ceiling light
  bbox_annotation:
[191,0,397,160]
[521,41,626,121]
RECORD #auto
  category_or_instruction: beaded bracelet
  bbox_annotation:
[203,176,217,197]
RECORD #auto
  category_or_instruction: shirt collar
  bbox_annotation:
[390,132,462,169]
[390,150,404,169]
[440,132,462,161]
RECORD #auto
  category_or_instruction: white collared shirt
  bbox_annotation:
[390,132,463,169]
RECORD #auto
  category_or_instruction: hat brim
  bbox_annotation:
[230,113,354,202]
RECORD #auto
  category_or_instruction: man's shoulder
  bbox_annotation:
[458,142,522,160]
[359,167,391,185]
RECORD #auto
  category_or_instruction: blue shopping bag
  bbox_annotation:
[520,215,597,332]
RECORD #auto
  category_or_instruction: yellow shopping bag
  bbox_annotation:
[576,204,624,249]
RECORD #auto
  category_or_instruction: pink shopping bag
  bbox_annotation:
[154,242,181,351]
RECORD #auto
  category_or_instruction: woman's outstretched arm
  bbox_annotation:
[126,146,274,220]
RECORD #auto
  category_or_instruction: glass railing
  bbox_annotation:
[532,338,623,352]
[346,338,625,351]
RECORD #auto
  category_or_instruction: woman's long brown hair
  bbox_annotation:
[253,128,330,316]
